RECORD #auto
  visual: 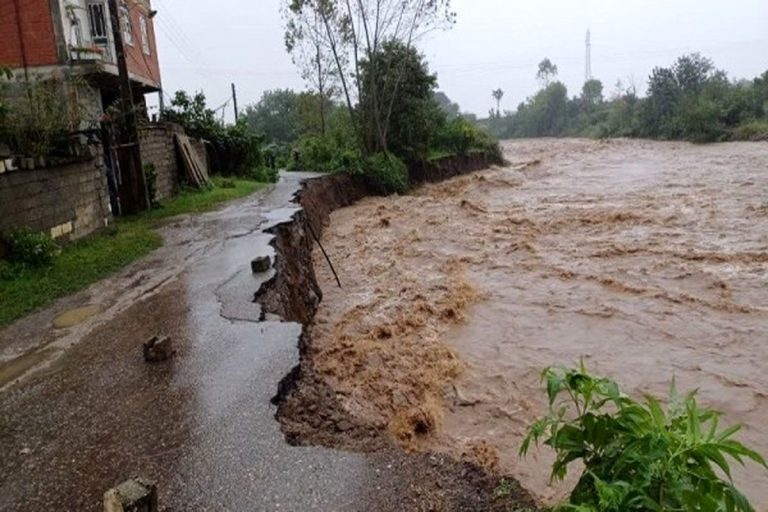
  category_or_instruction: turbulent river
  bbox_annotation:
[308,138,768,507]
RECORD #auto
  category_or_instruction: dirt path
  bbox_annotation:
[306,138,768,508]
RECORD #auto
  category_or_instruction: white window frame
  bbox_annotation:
[120,2,133,46]
[139,15,151,55]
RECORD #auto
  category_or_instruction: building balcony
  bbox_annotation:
[69,44,113,64]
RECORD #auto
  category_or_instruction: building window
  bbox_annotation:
[87,1,108,42]
[139,15,151,55]
[120,3,133,46]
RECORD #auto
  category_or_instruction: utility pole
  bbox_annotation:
[108,0,149,214]
[585,29,593,83]
[231,83,239,122]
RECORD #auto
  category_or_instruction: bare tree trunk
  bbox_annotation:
[381,0,424,145]
[318,6,360,143]
[356,0,387,153]
[316,43,326,136]
[344,0,375,153]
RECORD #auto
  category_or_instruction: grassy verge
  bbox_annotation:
[0,177,267,328]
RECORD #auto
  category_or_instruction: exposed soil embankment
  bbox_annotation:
[409,153,503,184]
[258,160,536,510]
[257,174,370,324]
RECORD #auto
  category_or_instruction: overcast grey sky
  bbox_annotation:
[151,0,768,120]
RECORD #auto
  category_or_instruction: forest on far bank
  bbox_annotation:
[480,53,768,143]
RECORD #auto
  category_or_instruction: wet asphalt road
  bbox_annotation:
[0,173,410,511]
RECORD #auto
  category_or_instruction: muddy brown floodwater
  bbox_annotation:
[306,138,768,508]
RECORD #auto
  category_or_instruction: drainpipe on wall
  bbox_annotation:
[158,85,165,115]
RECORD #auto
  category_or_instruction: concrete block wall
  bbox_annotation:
[0,124,206,244]
[139,123,208,202]
[138,123,183,203]
[0,154,111,241]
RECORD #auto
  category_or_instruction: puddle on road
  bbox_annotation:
[0,347,56,388]
[53,305,100,329]
[305,138,768,506]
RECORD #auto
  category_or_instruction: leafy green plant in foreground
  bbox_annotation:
[521,362,767,511]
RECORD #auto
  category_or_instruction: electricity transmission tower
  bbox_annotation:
[585,29,593,82]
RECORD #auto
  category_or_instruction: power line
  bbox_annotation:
[432,37,768,77]
[154,19,198,66]
[151,0,203,63]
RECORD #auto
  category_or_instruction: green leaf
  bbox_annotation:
[698,444,733,479]
[524,362,766,512]
[645,395,667,428]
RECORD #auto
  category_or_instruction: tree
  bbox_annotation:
[284,0,456,155]
[536,58,558,88]
[359,40,439,161]
[513,82,568,137]
[580,79,604,107]
[757,70,768,101]
[161,90,218,139]
[244,89,301,144]
[283,3,337,134]
[433,91,460,119]
[492,88,504,117]
[673,53,715,95]
[297,91,337,136]
[643,66,680,136]
[162,91,267,178]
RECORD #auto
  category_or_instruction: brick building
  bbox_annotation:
[0,0,162,120]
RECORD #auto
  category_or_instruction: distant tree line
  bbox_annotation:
[484,54,768,143]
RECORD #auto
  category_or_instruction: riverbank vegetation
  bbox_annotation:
[484,54,768,143]
[237,0,501,194]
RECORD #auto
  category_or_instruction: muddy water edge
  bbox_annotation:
[274,138,768,510]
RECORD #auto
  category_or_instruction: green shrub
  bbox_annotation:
[2,229,60,268]
[298,134,336,172]
[434,117,503,161]
[246,165,279,183]
[292,132,364,174]
[1,72,89,158]
[435,117,477,155]
[521,362,767,512]
[143,163,160,208]
[730,120,768,141]
[364,152,408,194]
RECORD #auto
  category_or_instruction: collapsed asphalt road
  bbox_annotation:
[0,173,524,511]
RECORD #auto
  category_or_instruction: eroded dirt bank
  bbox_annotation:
[281,138,768,508]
